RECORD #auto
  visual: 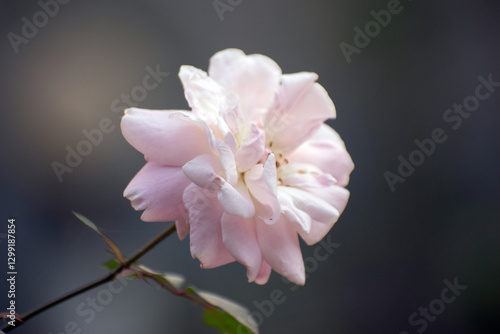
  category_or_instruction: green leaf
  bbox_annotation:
[72,212,124,263]
[188,289,258,334]
[103,258,121,271]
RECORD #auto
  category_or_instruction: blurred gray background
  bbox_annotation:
[1,0,500,333]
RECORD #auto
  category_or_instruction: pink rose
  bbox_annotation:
[121,49,354,285]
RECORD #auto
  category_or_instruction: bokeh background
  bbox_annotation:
[1,0,500,333]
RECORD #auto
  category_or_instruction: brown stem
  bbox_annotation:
[1,223,177,332]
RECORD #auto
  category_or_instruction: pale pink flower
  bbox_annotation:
[121,49,354,285]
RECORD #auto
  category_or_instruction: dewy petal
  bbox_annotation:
[235,123,266,172]
[121,108,213,166]
[221,213,262,282]
[244,154,280,224]
[179,65,226,124]
[123,161,190,224]
[218,178,255,219]
[297,186,350,245]
[287,123,354,187]
[257,215,306,286]
[265,72,336,153]
[183,183,235,268]
[208,49,281,122]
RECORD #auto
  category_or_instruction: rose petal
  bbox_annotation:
[179,65,225,124]
[297,186,350,245]
[221,213,262,282]
[121,108,213,166]
[278,162,336,188]
[277,187,312,233]
[218,179,256,219]
[287,123,354,187]
[217,141,238,186]
[278,186,339,226]
[182,154,225,191]
[183,183,235,268]
[265,72,336,153]
[257,215,306,285]
[208,49,281,122]
[235,123,266,172]
[124,161,190,224]
[244,154,280,224]
[255,259,272,285]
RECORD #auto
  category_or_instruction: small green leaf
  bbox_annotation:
[72,212,124,263]
[103,258,121,271]
[199,291,258,334]
[187,289,258,334]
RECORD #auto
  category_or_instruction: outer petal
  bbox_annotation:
[179,65,225,124]
[221,213,262,282]
[254,259,272,285]
[265,72,335,153]
[257,215,306,285]
[278,186,339,226]
[277,187,311,234]
[208,49,281,122]
[121,108,213,166]
[278,162,336,188]
[124,161,190,224]
[287,123,354,187]
[297,186,350,245]
[183,183,235,268]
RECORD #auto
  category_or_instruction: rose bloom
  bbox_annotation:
[121,49,354,285]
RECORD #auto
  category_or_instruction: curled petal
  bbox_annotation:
[179,65,225,123]
[221,213,262,282]
[288,123,354,187]
[278,186,339,226]
[257,216,306,286]
[183,184,235,268]
[265,72,335,153]
[217,141,238,186]
[121,108,213,166]
[218,179,255,219]
[277,187,312,233]
[244,154,280,224]
[124,162,190,226]
[235,123,266,172]
[297,186,350,245]
[182,154,224,191]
